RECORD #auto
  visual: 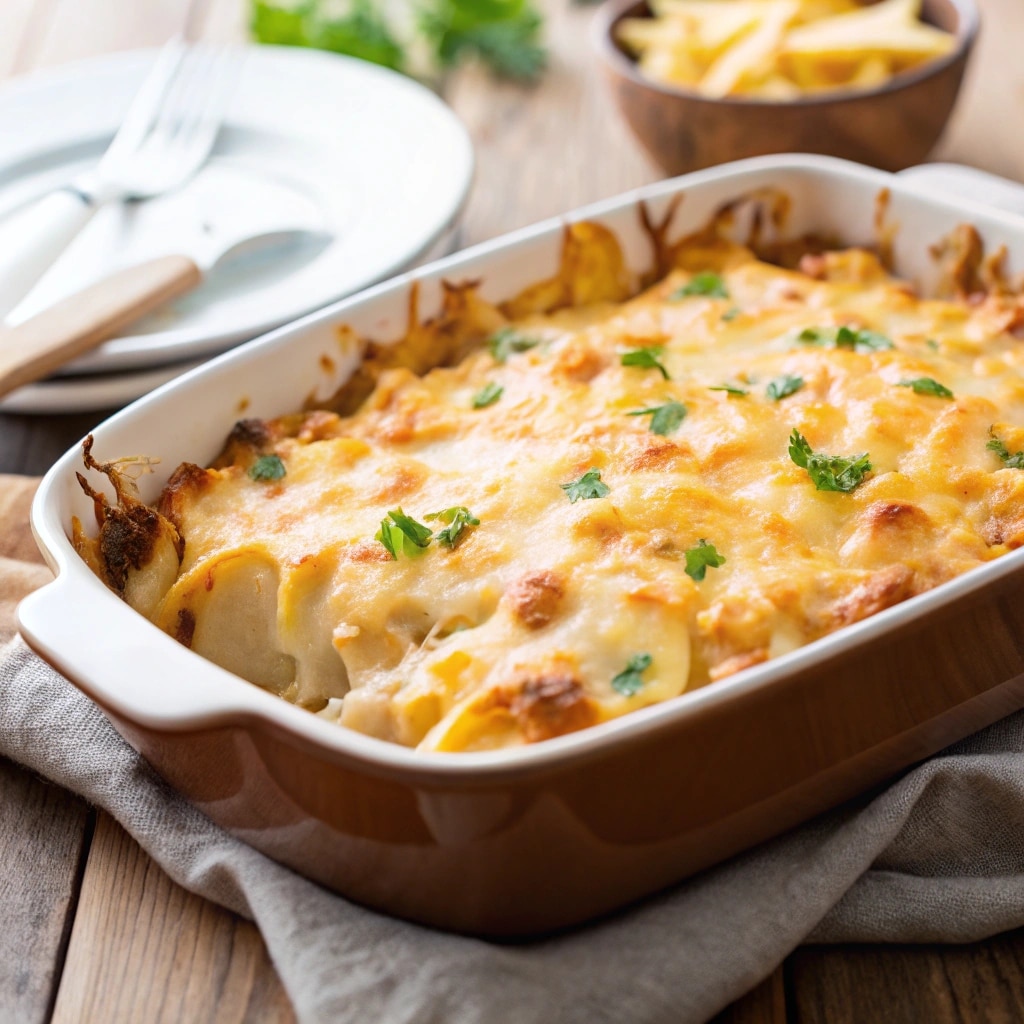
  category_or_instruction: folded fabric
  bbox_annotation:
[4,472,1024,1024]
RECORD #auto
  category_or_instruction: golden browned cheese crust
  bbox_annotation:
[75,217,1024,752]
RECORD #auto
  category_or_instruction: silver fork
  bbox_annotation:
[0,38,240,319]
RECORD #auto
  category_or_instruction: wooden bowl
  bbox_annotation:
[595,0,979,175]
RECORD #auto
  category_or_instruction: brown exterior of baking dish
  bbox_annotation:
[65,569,1024,938]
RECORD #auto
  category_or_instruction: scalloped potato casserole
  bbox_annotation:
[73,205,1024,752]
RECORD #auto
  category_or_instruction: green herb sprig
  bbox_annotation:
[560,468,610,503]
[425,506,480,548]
[709,383,748,397]
[765,375,804,401]
[987,431,1024,469]
[621,346,670,380]
[249,454,286,482]
[376,508,434,560]
[670,272,729,301]
[798,325,894,352]
[472,382,504,408]
[897,378,954,399]
[611,653,652,696]
[684,539,726,581]
[251,0,547,81]
[489,327,541,364]
[789,430,872,493]
[627,400,687,436]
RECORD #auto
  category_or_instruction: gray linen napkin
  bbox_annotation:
[4,634,1024,1024]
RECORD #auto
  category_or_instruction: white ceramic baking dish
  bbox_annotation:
[21,155,1024,937]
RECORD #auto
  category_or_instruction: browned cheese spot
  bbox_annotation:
[505,571,566,629]
[831,564,915,629]
[98,505,174,595]
[481,669,597,743]
[175,608,196,648]
[212,418,272,468]
[157,462,214,532]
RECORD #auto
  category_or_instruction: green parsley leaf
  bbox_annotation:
[987,431,1024,469]
[425,506,480,548]
[560,467,610,503]
[684,538,726,582]
[798,326,894,352]
[417,0,547,80]
[926,338,940,351]
[670,272,729,300]
[721,306,741,322]
[375,508,433,559]
[897,377,954,399]
[765,375,804,401]
[252,0,405,71]
[788,429,872,493]
[627,400,687,436]
[621,346,670,380]
[709,383,749,396]
[488,327,541,364]
[248,454,286,482]
[611,653,652,697]
[472,382,504,408]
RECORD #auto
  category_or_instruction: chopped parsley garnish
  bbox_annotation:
[611,653,652,697]
[897,377,954,399]
[798,325,894,352]
[488,327,540,364]
[248,454,286,482]
[425,506,480,548]
[472,381,504,408]
[670,272,729,300]
[627,400,687,436]
[788,429,872,493]
[684,539,727,581]
[709,383,749,396]
[987,431,1024,469]
[721,306,741,322]
[765,375,804,401]
[376,508,433,559]
[621,345,670,380]
[926,339,940,351]
[560,467,610,503]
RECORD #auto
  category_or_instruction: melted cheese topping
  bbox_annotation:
[115,240,1024,752]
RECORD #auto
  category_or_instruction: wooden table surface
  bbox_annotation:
[2,1,1024,1021]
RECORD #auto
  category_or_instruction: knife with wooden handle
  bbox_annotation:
[0,256,200,400]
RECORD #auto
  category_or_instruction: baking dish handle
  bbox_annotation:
[17,570,270,730]
[898,163,1024,217]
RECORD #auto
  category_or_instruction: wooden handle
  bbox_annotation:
[0,254,202,399]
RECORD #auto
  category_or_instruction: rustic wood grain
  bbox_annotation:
[0,758,91,1024]
[790,934,1024,1024]
[710,967,787,1024]
[50,812,295,1024]
[446,0,659,245]
[933,0,1024,181]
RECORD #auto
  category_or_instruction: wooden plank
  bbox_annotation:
[51,811,294,1024]
[445,0,659,246]
[0,758,91,1024]
[710,967,788,1024]
[790,935,1024,1024]
[933,0,1024,183]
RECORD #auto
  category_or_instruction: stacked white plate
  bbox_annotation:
[0,45,474,414]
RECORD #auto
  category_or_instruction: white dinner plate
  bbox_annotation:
[0,45,474,384]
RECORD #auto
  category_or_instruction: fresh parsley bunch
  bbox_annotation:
[251,0,547,80]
